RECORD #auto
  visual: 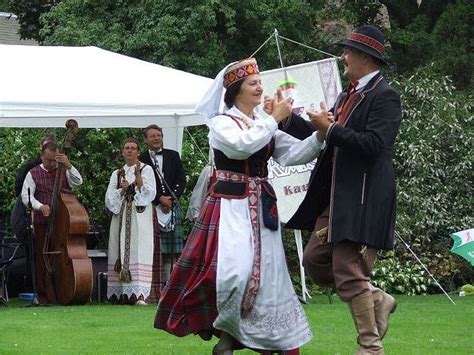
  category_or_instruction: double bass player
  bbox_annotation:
[21,141,83,304]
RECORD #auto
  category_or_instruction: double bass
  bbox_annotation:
[42,119,92,305]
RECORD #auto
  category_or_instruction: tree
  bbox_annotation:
[38,0,325,77]
[8,0,60,41]
[391,65,473,289]
[431,0,474,90]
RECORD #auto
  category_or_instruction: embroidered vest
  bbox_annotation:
[210,139,275,198]
[30,165,71,225]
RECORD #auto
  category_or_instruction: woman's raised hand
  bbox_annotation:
[134,161,143,189]
[271,90,292,123]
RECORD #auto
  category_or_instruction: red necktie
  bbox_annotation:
[337,80,360,118]
[347,80,359,95]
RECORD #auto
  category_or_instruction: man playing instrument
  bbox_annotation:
[21,141,83,304]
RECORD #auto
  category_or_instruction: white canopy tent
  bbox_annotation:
[0,44,213,151]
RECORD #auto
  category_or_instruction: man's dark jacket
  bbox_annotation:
[139,149,186,206]
[284,73,402,250]
[15,156,42,196]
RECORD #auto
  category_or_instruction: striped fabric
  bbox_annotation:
[155,196,220,336]
[159,205,184,254]
[149,209,164,303]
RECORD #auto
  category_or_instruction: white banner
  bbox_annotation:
[260,58,342,223]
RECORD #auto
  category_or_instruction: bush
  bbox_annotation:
[390,65,474,290]
[372,251,435,295]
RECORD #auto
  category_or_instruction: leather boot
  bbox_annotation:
[370,285,397,339]
[349,291,384,355]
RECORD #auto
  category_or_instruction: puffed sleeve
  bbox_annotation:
[209,114,278,160]
[134,165,156,206]
[65,165,83,187]
[105,170,123,215]
[272,130,324,166]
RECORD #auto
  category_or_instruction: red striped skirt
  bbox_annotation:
[154,195,220,336]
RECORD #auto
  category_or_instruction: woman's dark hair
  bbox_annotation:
[224,80,244,108]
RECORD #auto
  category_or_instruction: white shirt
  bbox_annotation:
[21,164,83,211]
[105,163,156,215]
[355,70,380,91]
[209,106,323,166]
[148,149,163,174]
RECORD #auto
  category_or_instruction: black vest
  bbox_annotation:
[210,138,275,198]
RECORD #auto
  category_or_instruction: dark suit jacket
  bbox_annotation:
[284,73,402,250]
[15,156,42,196]
[139,149,186,206]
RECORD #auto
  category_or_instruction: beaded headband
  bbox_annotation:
[223,58,259,89]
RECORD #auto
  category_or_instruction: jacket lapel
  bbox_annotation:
[337,73,384,127]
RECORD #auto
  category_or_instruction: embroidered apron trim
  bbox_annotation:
[114,185,136,283]
[216,170,267,318]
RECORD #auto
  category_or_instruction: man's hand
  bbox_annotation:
[55,153,72,169]
[40,204,51,217]
[263,95,273,115]
[307,101,334,136]
[159,195,173,211]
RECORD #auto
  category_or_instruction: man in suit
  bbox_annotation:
[139,125,186,300]
[283,25,401,354]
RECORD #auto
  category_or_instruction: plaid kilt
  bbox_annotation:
[160,205,184,254]
[154,195,220,336]
[149,209,164,303]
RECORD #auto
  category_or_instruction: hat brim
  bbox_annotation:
[335,39,389,66]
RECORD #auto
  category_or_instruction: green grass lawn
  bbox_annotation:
[0,295,472,354]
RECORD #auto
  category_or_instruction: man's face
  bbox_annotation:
[144,128,163,151]
[41,149,58,171]
[122,142,139,163]
[339,47,367,81]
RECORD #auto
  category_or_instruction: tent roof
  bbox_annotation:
[0,45,212,128]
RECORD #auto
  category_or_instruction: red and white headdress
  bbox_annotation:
[223,58,259,88]
[195,58,260,123]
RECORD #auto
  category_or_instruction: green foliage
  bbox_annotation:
[37,0,324,77]
[7,0,59,40]
[372,251,435,295]
[392,66,473,238]
[431,0,474,90]
[391,65,474,289]
[460,284,474,295]
[388,15,435,73]
[0,0,11,11]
